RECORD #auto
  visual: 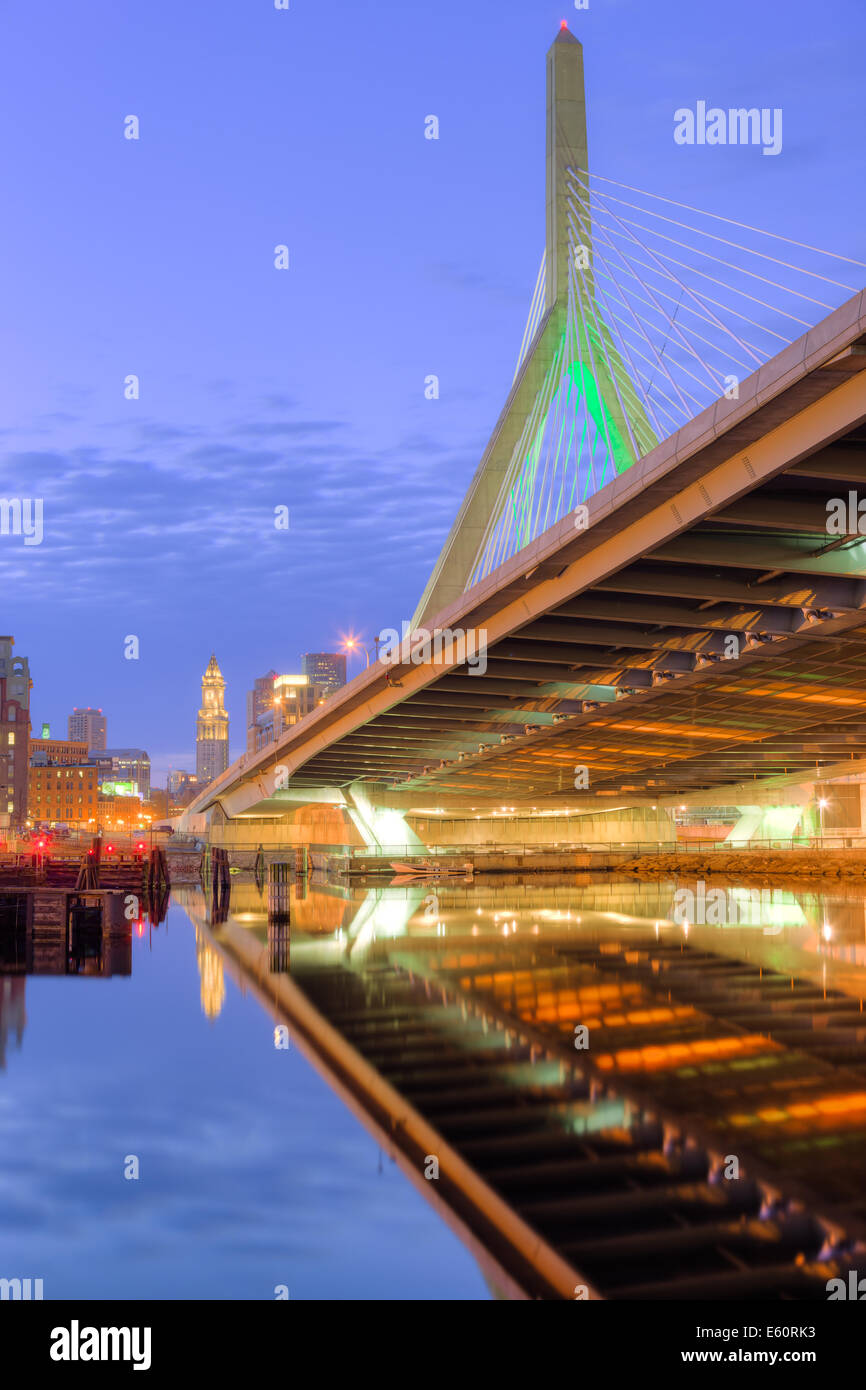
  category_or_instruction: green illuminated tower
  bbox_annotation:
[413,23,656,626]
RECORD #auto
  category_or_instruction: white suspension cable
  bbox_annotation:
[567,199,761,370]
[570,170,761,372]
[566,199,709,411]
[566,176,859,293]
[572,167,866,269]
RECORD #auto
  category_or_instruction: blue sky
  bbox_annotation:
[1,0,864,782]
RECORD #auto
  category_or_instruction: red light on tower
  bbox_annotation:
[560,19,568,28]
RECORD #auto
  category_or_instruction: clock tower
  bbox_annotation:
[196,654,229,785]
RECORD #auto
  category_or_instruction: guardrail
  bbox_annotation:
[196,833,866,859]
[344,835,866,857]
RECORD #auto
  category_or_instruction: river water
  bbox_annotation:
[1,871,863,1299]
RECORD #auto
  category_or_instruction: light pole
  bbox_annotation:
[343,637,371,669]
[818,797,829,841]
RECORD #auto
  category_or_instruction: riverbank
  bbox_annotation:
[203,842,866,881]
[620,849,866,880]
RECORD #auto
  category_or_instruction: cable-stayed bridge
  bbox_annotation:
[463,168,863,592]
[181,23,866,842]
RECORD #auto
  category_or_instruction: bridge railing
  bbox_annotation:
[333,832,866,858]
[156,831,866,859]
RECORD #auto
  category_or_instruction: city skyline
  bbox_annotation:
[25,642,347,785]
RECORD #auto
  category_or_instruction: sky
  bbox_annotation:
[0,0,864,784]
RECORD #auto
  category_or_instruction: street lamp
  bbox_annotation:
[818,797,829,839]
[272,694,284,743]
[342,636,371,668]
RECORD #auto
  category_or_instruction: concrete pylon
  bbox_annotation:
[546,25,588,313]
[413,24,657,628]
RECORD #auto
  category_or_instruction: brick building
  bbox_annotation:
[0,636,31,828]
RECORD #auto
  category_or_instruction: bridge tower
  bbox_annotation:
[413,23,656,627]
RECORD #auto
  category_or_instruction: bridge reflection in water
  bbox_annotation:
[175,874,866,1301]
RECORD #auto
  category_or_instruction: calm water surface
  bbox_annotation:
[1,872,863,1300]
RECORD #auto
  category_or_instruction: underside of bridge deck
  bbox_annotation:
[289,410,866,803]
[184,303,866,823]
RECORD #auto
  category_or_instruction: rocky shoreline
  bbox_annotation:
[620,849,866,880]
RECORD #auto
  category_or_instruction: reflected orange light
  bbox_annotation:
[612,720,764,741]
[595,1032,776,1073]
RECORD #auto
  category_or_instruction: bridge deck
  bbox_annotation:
[184,294,866,822]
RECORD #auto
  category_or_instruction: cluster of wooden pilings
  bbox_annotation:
[267,862,292,972]
[199,843,310,954]
[201,846,231,924]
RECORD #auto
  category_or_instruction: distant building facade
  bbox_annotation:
[89,748,151,801]
[0,637,31,827]
[246,662,343,751]
[68,707,106,750]
[168,770,200,810]
[252,674,329,752]
[302,652,346,696]
[247,671,277,729]
[196,655,229,785]
[98,793,143,830]
[246,671,278,751]
[29,738,88,766]
[28,762,98,826]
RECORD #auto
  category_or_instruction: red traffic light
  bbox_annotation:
[106,844,114,853]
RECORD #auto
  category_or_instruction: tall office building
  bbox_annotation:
[68,707,106,750]
[196,655,229,785]
[246,671,276,752]
[168,770,200,810]
[0,636,31,828]
[250,674,329,752]
[247,671,277,730]
[302,652,346,696]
